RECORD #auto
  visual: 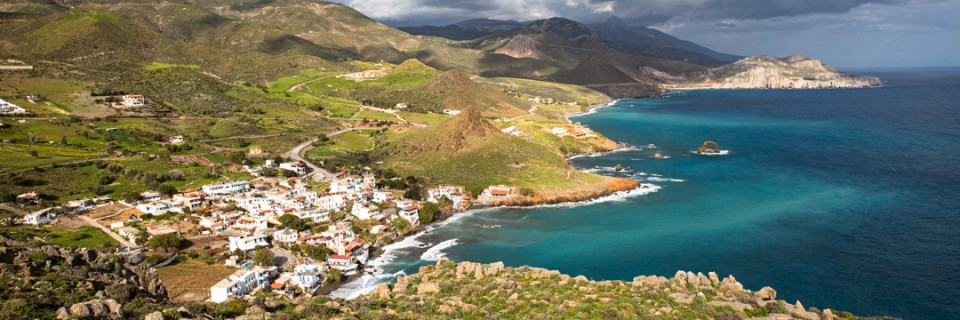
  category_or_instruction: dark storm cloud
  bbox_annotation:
[331,0,914,27]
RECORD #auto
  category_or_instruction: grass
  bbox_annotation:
[354,109,398,122]
[44,226,118,249]
[0,143,103,170]
[144,62,200,71]
[324,104,359,118]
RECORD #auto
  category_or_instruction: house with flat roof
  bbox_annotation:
[210,266,277,303]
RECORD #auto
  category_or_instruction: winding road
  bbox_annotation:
[286,128,364,181]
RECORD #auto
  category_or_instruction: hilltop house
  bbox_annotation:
[351,204,381,220]
[279,161,307,176]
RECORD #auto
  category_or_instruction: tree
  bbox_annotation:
[253,247,275,266]
[148,233,181,250]
[157,184,177,197]
[404,185,423,200]
[279,214,307,231]
[419,201,439,224]
[327,268,342,283]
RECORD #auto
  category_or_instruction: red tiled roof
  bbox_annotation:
[284,208,295,212]
[293,195,305,201]
[270,283,284,289]
[329,254,351,261]
[403,204,418,211]
[491,189,510,196]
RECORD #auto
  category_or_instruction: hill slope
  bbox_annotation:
[686,54,882,89]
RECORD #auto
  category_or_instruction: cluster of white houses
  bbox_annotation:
[18,163,517,303]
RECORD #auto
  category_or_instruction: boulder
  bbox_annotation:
[417,282,440,295]
[144,311,164,320]
[755,286,777,300]
[375,283,392,299]
[708,272,720,286]
[719,275,744,294]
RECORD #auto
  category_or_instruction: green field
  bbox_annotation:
[354,109,399,122]
[144,62,200,71]
[44,226,118,249]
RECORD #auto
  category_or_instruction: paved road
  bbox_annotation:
[76,215,137,248]
[200,134,284,143]
[0,203,29,215]
[286,128,363,181]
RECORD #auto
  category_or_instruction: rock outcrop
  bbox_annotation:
[690,54,881,89]
[0,236,168,319]
[697,141,720,154]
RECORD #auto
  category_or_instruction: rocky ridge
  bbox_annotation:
[352,260,893,319]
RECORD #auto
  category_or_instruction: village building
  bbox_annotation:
[229,231,271,252]
[202,180,249,196]
[443,109,461,116]
[350,204,381,220]
[136,200,181,216]
[16,192,42,205]
[292,264,326,291]
[140,191,161,202]
[23,209,55,225]
[0,98,28,114]
[167,135,184,144]
[210,266,278,303]
[273,228,300,245]
[396,201,420,225]
[501,126,520,136]
[551,127,568,136]
[279,161,308,176]
[118,95,145,107]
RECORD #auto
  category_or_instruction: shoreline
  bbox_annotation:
[327,98,666,299]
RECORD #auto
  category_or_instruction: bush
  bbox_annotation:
[148,233,181,250]
[419,201,439,224]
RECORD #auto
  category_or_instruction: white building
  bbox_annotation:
[443,109,461,116]
[295,209,330,223]
[279,162,307,176]
[229,232,271,252]
[292,264,326,291]
[140,191,161,202]
[371,191,393,204]
[396,201,419,225]
[118,95,145,107]
[315,195,346,211]
[350,204,380,220]
[501,126,519,136]
[136,200,181,216]
[273,229,300,245]
[0,98,27,114]
[167,135,184,144]
[23,209,54,225]
[202,180,249,196]
[395,103,408,109]
[551,127,568,136]
[210,266,277,303]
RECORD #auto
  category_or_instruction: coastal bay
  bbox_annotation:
[338,71,960,320]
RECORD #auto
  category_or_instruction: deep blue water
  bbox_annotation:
[342,71,960,319]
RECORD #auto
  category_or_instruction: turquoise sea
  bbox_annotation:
[335,71,960,320]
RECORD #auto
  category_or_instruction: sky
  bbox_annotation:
[329,0,960,68]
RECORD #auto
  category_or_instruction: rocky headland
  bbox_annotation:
[677,54,881,89]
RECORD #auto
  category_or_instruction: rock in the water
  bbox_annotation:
[697,141,720,154]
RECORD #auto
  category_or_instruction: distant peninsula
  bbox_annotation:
[668,54,882,90]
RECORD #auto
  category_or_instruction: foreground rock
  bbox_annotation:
[347,260,895,320]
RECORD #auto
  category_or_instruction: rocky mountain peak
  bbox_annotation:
[526,17,596,42]
[785,53,813,62]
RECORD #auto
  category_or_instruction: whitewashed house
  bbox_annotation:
[396,201,420,225]
[279,162,307,176]
[118,95,145,107]
[202,180,249,196]
[229,232,271,252]
[23,209,54,225]
[210,266,277,303]
[292,264,326,291]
